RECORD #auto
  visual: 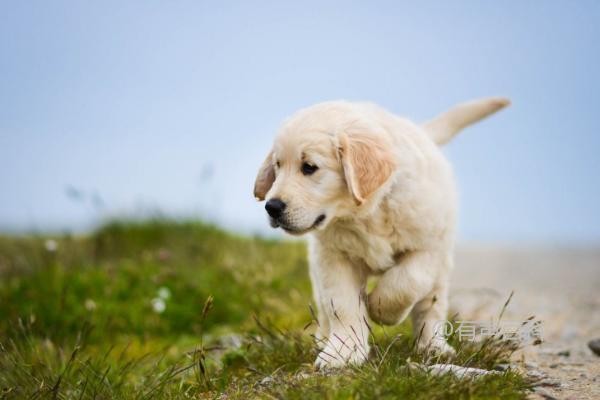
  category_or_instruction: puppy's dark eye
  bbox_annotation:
[276,161,280,168]
[301,162,318,175]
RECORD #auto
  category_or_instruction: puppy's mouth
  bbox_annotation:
[271,214,326,235]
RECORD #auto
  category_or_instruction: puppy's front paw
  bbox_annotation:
[314,335,368,369]
[417,338,455,356]
[367,291,402,326]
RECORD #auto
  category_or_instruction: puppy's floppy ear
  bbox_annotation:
[339,132,395,205]
[254,150,275,201]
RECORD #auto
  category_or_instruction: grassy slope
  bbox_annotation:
[0,221,529,399]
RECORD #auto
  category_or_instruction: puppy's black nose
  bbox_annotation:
[265,198,286,219]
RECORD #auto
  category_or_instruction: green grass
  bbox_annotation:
[0,220,530,399]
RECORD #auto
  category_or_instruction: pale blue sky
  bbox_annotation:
[1,1,599,244]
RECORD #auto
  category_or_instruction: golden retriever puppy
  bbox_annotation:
[254,97,509,368]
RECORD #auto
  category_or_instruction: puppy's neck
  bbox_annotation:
[322,180,395,234]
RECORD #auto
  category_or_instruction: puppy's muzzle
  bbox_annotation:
[265,198,286,220]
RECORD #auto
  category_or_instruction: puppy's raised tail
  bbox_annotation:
[423,97,510,145]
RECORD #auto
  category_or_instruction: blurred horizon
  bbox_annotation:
[1,1,600,245]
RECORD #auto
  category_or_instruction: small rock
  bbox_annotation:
[556,349,570,357]
[538,378,563,388]
[587,338,600,356]
[533,387,558,400]
[295,372,311,380]
[260,376,273,385]
[525,361,539,369]
[527,370,547,379]
[549,363,559,369]
[493,363,511,372]
[427,364,499,378]
[561,365,585,372]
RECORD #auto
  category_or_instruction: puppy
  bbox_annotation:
[254,97,509,368]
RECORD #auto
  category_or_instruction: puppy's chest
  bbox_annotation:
[328,225,409,272]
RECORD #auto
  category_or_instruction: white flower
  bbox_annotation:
[157,287,171,300]
[152,298,166,313]
[44,239,58,252]
[84,299,96,311]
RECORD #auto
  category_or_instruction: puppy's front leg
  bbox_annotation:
[367,250,454,355]
[367,251,437,326]
[309,244,369,368]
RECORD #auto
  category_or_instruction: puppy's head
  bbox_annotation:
[254,102,396,235]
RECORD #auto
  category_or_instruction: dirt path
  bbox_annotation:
[450,246,600,399]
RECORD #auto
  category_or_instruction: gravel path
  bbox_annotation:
[450,246,600,399]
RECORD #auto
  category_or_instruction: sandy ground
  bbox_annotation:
[450,246,600,400]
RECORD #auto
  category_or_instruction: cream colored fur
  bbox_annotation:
[254,97,509,368]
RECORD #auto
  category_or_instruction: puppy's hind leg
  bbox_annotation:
[411,283,455,355]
